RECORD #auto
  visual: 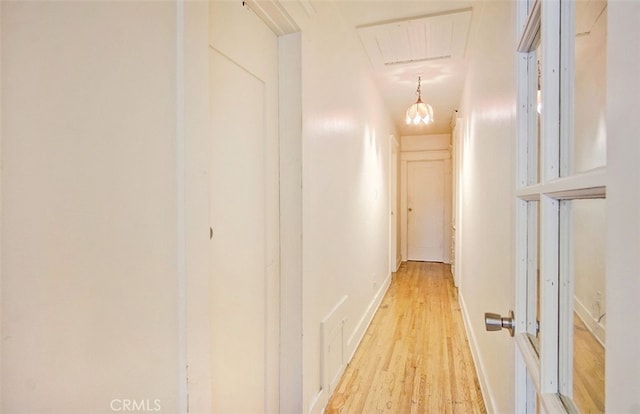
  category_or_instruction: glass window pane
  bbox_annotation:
[528,45,542,185]
[560,198,606,413]
[568,1,607,175]
[527,201,541,351]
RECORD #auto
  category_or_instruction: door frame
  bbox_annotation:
[400,149,451,263]
[389,135,400,273]
[452,117,466,287]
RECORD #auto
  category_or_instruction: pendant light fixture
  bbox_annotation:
[405,76,434,125]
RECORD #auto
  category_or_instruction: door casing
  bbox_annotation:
[400,147,451,263]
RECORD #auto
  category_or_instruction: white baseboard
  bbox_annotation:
[574,297,606,347]
[308,388,325,414]
[320,295,348,409]
[310,273,392,414]
[458,290,496,414]
[346,272,392,362]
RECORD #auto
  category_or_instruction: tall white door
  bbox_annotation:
[407,160,445,262]
[501,1,611,412]
[209,2,279,413]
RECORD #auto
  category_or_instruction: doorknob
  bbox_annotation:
[408,208,413,212]
[484,310,515,337]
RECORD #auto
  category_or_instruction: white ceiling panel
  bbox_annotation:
[336,1,474,135]
[357,9,471,68]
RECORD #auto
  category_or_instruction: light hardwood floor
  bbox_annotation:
[325,261,486,414]
[573,314,605,413]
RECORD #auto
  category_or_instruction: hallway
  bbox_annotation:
[326,261,486,413]
[2,1,640,412]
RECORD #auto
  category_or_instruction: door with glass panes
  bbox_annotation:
[498,0,607,412]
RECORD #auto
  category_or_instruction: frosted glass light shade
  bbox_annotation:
[405,99,434,125]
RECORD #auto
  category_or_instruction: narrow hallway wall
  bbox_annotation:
[456,1,517,412]
[281,3,398,412]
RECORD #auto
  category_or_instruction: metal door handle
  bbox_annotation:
[484,310,515,337]
[408,208,413,212]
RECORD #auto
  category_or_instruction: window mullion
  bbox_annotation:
[540,0,561,184]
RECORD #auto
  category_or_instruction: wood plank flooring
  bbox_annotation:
[325,261,486,414]
[573,314,605,413]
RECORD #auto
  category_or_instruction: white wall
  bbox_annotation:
[606,1,640,411]
[572,199,606,344]
[574,6,607,174]
[281,2,397,412]
[400,134,450,152]
[1,2,196,412]
[456,1,517,413]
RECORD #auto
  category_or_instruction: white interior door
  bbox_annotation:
[208,2,279,413]
[407,160,445,262]
[210,48,266,414]
[509,1,608,412]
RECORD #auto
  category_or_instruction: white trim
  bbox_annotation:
[514,15,537,413]
[389,135,399,275]
[540,0,561,184]
[346,272,392,362]
[558,200,573,397]
[516,167,606,200]
[452,118,464,287]
[559,0,574,179]
[390,134,399,148]
[183,2,212,411]
[540,393,569,414]
[243,0,299,36]
[318,272,392,414]
[443,157,452,264]
[515,198,529,335]
[307,388,326,414]
[539,195,559,394]
[515,32,531,190]
[515,334,541,393]
[459,291,495,414]
[400,157,407,262]
[400,149,450,161]
[0,2,4,408]
[400,149,451,262]
[175,3,188,413]
[278,31,303,414]
[517,0,541,53]
[321,296,348,398]
[526,200,539,336]
[573,297,606,347]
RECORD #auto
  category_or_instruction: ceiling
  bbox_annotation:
[334,1,474,136]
